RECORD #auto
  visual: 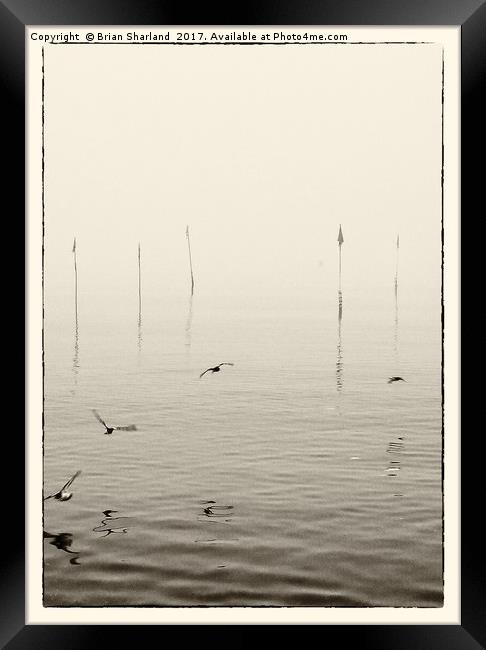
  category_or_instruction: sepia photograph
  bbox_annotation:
[26,25,459,624]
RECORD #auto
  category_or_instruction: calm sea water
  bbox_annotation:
[43,287,443,607]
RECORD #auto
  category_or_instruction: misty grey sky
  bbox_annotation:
[42,42,442,304]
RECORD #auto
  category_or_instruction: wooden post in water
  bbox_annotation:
[185,293,193,349]
[137,243,143,351]
[394,234,399,299]
[186,225,195,296]
[337,225,344,321]
[72,237,78,326]
[338,224,344,292]
[71,237,79,387]
[337,289,343,392]
[394,234,399,358]
[336,225,344,391]
[138,242,142,321]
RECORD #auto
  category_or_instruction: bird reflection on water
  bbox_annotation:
[202,505,234,518]
[198,501,235,523]
[93,510,130,538]
[44,531,81,565]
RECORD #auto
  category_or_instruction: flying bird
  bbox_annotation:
[199,363,234,379]
[92,409,137,434]
[388,376,406,384]
[44,471,81,501]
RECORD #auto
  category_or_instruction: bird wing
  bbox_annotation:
[92,409,108,428]
[199,368,212,378]
[62,470,81,491]
[218,362,234,367]
[44,488,62,500]
[114,424,137,431]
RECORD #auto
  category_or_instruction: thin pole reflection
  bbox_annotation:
[338,224,344,292]
[186,225,195,296]
[72,321,79,389]
[185,293,193,349]
[138,312,143,353]
[394,284,399,359]
[394,234,399,300]
[137,243,142,353]
[72,237,79,390]
[72,237,78,327]
[336,225,344,393]
[337,290,343,392]
[394,234,399,364]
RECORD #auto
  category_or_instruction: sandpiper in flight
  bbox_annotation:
[92,409,137,434]
[199,363,234,378]
[44,470,81,502]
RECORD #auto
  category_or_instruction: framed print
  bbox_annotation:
[26,21,458,623]
[4,0,476,645]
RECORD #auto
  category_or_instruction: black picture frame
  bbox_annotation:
[8,0,473,645]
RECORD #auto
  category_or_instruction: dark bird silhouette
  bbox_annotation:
[199,363,234,379]
[201,504,234,519]
[44,531,81,564]
[93,510,129,537]
[388,376,406,384]
[44,471,81,501]
[92,409,137,434]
